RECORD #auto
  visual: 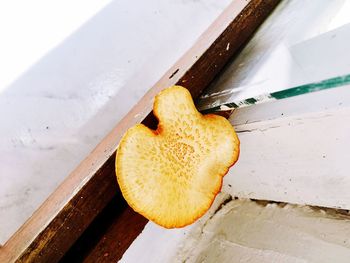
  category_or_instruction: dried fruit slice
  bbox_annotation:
[116,86,239,228]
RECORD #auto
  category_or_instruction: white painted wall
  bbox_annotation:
[121,194,350,263]
[177,199,350,263]
[0,0,112,91]
[226,85,350,209]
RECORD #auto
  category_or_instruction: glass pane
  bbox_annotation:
[197,0,350,111]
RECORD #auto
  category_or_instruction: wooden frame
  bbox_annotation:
[0,0,280,262]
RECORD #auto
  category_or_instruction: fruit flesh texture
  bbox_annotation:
[116,86,239,228]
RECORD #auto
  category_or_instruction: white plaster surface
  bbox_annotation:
[121,194,350,263]
[225,86,350,210]
[0,0,231,244]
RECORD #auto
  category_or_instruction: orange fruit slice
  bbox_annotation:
[116,86,239,228]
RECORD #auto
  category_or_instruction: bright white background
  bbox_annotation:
[0,0,111,91]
